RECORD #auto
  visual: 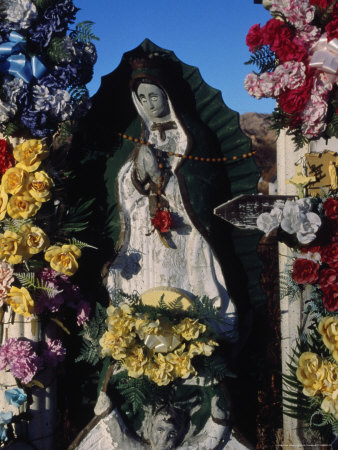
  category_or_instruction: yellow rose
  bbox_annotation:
[296,352,327,397]
[0,188,8,220]
[45,244,81,276]
[173,317,206,341]
[19,224,50,257]
[0,230,23,264]
[124,345,148,378]
[135,317,160,339]
[13,139,49,172]
[318,317,338,362]
[7,286,34,317]
[2,167,28,195]
[166,347,197,379]
[7,193,42,219]
[145,353,174,386]
[321,393,338,420]
[27,171,54,203]
[188,339,218,357]
[99,330,134,360]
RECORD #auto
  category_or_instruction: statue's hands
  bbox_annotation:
[135,145,161,185]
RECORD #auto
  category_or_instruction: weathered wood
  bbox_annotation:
[214,194,296,229]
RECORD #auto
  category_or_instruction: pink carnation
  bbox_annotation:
[271,0,315,30]
[0,262,14,306]
[244,73,264,99]
[274,61,307,91]
[0,338,43,384]
[76,300,91,326]
[42,338,66,368]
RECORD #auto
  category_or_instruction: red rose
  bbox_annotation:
[323,197,338,220]
[321,242,338,268]
[0,139,14,177]
[322,284,338,312]
[151,209,174,233]
[299,246,321,254]
[326,19,338,41]
[319,267,338,288]
[292,258,320,284]
[246,24,264,52]
[279,73,313,115]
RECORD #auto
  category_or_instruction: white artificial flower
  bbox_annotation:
[50,89,74,121]
[3,77,25,105]
[296,212,322,244]
[0,261,14,306]
[0,99,17,123]
[257,207,283,235]
[4,0,38,29]
[32,85,52,112]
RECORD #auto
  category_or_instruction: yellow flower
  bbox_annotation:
[45,244,81,276]
[321,361,338,397]
[105,304,136,337]
[188,339,218,357]
[135,317,160,339]
[145,353,174,386]
[7,286,34,317]
[321,392,338,420]
[296,352,327,397]
[173,317,206,341]
[124,345,148,378]
[2,167,28,195]
[19,224,50,257]
[318,317,338,362]
[166,346,197,379]
[0,187,8,220]
[7,193,42,219]
[13,139,49,172]
[27,171,54,203]
[99,330,134,360]
[0,230,23,264]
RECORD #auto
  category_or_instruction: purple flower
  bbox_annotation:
[0,338,43,384]
[42,338,66,367]
[76,300,91,326]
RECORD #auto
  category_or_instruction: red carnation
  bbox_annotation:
[321,242,338,268]
[326,19,338,41]
[151,209,174,233]
[292,258,320,284]
[0,139,14,177]
[322,284,338,312]
[323,197,338,220]
[279,73,313,115]
[246,24,264,52]
[319,267,338,289]
[261,19,293,47]
[309,0,332,8]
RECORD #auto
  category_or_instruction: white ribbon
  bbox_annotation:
[143,333,182,353]
[309,34,338,77]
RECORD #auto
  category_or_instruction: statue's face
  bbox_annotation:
[137,83,170,119]
[149,415,179,450]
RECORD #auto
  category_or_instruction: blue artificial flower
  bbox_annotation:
[5,388,27,408]
[44,0,79,30]
[0,411,13,442]
[28,22,54,49]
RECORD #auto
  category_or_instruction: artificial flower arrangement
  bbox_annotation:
[0,136,94,443]
[245,0,338,147]
[0,0,97,139]
[77,293,234,436]
[257,194,338,440]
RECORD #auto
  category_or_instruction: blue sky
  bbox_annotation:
[75,0,275,115]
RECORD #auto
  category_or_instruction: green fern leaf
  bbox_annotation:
[244,46,276,74]
[69,21,99,43]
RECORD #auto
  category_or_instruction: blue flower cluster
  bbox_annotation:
[0,0,97,138]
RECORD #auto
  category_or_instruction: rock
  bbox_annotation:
[240,113,277,194]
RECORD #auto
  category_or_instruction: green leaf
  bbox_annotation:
[69,21,99,43]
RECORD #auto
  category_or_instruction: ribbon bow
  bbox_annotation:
[0,31,47,83]
[309,34,338,79]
